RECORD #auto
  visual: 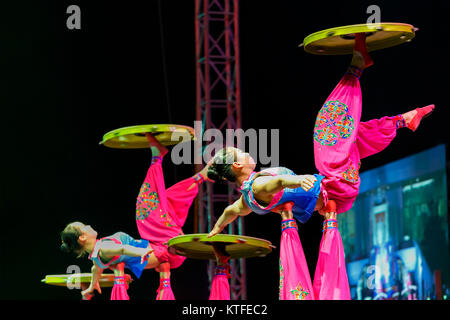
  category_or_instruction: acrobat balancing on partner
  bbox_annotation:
[206,33,434,300]
[60,133,224,300]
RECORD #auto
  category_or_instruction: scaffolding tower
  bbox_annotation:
[194,0,246,300]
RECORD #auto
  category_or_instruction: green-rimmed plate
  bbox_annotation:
[41,273,133,288]
[167,233,275,260]
[100,124,195,149]
[301,22,416,55]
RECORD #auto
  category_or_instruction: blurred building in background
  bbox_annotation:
[338,145,449,300]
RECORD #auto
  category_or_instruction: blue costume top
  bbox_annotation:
[88,232,150,279]
[239,167,324,224]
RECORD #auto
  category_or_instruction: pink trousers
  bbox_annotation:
[311,67,403,299]
[135,155,202,299]
[136,155,200,269]
[279,219,315,300]
[313,67,401,214]
[313,219,350,299]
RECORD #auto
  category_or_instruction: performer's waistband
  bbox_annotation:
[346,66,363,79]
[215,265,231,278]
[392,114,406,129]
[114,276,127,285]
[323,219,338,232]
[152,156,163,165]
[159,278,171,288]
[193,172,206,184]
[281,219,298,232]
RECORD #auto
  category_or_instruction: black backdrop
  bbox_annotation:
[1,0,448,300]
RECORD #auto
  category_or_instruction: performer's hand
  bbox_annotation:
[207,225,223,238]
[297,175,317,191]
[81,282,101,299]
[140,248,154,264]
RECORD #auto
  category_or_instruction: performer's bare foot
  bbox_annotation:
[351,33,373,69]
[402,104,435,132]
[145,133,168,157]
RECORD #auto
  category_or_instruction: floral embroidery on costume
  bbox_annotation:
[160,211,177,227]
[290,283,309,300]
[136,183,160,220]
[314,100,355,146]
[335,115,355,139]
[342,160,361,183]
[314,126,338,146]
[136,202,149,221]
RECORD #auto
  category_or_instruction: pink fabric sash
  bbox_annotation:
[209,266,231,300]
[110,276,130,300]
[156,278,175,300]
[313,219,351,300]
[279,219,315,300]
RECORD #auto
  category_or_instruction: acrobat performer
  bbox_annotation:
[206,33,434,299]
[61,134,212,300]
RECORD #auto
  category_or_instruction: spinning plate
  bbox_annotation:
[301,23,416,55]
[167,233,274,260]
[41,273,133,288]
[100,124,195,149]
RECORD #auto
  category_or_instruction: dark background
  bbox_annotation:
[1,0,448,300]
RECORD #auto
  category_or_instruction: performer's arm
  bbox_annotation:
[81,264,103,299]
[208,196,251,237]
[99,242,154,264]
[252,174,317,196]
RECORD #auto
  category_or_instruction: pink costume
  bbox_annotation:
[135,154,204,300]
[209,265,231,300]
[279,218,315,300]
[312,66,405,299]
[313,66,403,214]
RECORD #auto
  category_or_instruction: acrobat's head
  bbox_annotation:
[60,222,98,258]
[207,147,256,184]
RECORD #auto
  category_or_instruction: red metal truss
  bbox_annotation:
[194,0,246,300]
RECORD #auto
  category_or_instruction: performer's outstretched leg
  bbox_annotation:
[165,166,208,228]
[311,35,369,300]
[135,135,178,242]
[313,36,367,214]
[209,244,231,300]
[357,105,435,159]
[313,201,350,300]
[136,134,208,269]
[278,204,315,300]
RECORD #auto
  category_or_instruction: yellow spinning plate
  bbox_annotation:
[100,124,195,149]
[301,22,417,55]
[167,233,275,260]
[42,273,133,288]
